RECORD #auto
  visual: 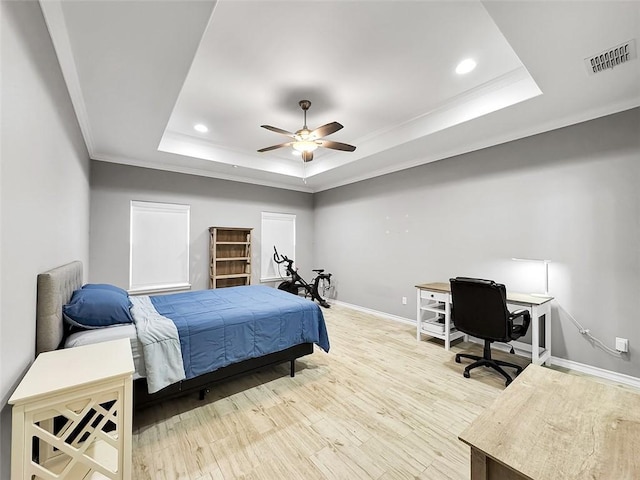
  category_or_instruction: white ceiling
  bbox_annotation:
[41,1,640,193]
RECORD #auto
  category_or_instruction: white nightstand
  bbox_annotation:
[9,339,134,479]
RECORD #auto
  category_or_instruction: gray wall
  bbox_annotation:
[0,1,91,476]
[1,3,638,475]
[314,108,640,378]
[90,161,315,291]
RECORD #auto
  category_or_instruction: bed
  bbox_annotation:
[36,261,330,409]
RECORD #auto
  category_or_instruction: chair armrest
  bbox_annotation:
[509,309,531,335]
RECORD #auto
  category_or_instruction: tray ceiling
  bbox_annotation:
[41,1,640,192]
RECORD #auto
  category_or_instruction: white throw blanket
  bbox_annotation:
[130,296,185,393]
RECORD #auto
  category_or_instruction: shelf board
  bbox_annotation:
[419,327,464,340]
[215,257,250,262]
[42,437,118,479]
[420,306,446,314]
[215,241,250,245]
[213,273,251,280]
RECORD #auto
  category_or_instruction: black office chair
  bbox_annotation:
[450,277,531,386]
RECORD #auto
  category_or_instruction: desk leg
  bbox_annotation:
[444,300,451,351]
[531,305,540,365]
[543,302,552,366]
[416,290,421,341]
[470,447,488,480]
[530,303,552,366]
[470,446,528,480]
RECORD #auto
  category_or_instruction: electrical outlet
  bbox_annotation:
[402,296,407,305]
[615,337,629,353]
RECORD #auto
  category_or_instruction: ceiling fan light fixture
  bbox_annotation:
[292,141,318,153]
[258,99,355,163]
[295,129,312,140]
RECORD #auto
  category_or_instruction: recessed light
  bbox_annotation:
[232,165,239,168]
[455,58,476,75]
[194,124,208,133]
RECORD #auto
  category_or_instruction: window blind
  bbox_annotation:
[260,212,296,282]
[129,201,190,293]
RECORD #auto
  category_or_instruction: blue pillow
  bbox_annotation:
[82,283,128,298]
[63,288,133,329]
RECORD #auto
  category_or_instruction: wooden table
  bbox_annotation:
[458,364,640,479]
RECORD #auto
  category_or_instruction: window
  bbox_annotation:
[129,201,190,293]
[261,212,296,282]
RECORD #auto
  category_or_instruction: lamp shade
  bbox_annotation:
[511,257,551,296]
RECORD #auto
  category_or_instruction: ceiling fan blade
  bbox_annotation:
[302,150,314,162]
[257,142,292,153]
[310,122,343,138]
[318,140,356,152]
[261,125,295,138]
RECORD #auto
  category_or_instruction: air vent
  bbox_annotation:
[585,39,637,75]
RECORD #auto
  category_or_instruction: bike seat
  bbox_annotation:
[312,269,324,273]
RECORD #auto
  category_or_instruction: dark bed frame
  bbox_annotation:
[35,261,316,411]
[133,343,314,409]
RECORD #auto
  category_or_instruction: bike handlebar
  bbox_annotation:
[274,247,330,282]
[273,246,293,266]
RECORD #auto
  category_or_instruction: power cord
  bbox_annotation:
[554,301,623,357]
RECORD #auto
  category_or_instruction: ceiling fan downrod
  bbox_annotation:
[299,100,311,130]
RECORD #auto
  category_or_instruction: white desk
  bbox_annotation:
[416,282,553,365]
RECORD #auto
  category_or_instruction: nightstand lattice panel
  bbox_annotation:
[20,385,126,480]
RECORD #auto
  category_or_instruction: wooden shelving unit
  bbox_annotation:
[209,226,253,288]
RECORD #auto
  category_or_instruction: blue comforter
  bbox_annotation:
[150,285,330,379]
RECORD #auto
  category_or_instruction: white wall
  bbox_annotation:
[89,161,315,291]
[0,2,90,475]
[314,108,640,378]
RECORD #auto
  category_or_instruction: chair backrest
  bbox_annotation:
[449,277,511,342]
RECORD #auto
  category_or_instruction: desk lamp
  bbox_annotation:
[511,257,551,297]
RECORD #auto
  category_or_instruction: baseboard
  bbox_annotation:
[332,300,640,390]
[549,356,640,390]
[331,300,415,326]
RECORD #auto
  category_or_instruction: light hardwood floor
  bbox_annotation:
[132,304,530,479]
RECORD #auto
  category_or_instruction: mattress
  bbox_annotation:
[64,324,146,379]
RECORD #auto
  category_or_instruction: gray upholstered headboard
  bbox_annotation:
[36,261,83,354]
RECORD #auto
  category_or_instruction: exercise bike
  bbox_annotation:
[273,246,332,308]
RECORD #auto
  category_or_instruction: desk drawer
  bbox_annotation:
[420,290,449,303]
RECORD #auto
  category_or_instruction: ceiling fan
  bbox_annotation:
[257,100,356,162]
